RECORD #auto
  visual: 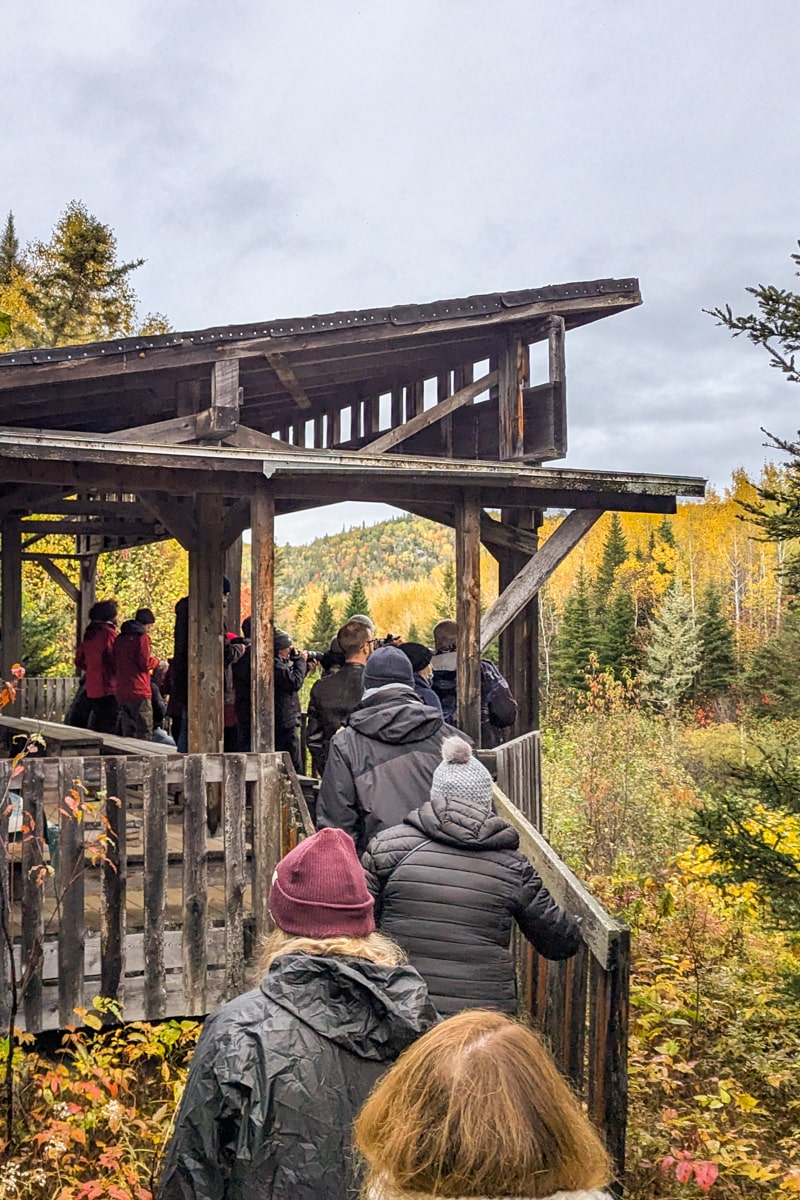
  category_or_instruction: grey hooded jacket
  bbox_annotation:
[157,953,435,1200]
[316,683,460,854]
[362,789,581,1015]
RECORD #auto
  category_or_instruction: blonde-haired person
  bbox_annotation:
[158,828,436,1200]
[355,1008,613,1200]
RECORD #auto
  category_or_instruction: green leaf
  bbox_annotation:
[0,310,11,338]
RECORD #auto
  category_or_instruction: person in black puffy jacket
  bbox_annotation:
[316,646,460,855]
[362,736,582,1016]
[157,827,435,1200]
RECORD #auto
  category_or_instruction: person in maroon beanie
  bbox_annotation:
[158,828,435,1200]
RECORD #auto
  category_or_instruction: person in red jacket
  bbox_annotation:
[75,599,119,734]
[113,607,161,740]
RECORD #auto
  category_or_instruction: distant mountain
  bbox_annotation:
[278,514,454,598]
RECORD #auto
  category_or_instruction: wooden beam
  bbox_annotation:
[221,498,251,549]
[19,519,164,538]
[112,414,199,445]
[196,360,241,439]
[267,352,312,411]
[222,424,305,452]
[250,483,275,752]
[360,370,497,455]
[455,492,482,744]
[1,518,22,679]
[548,314,566,456]
[137,490,200,550]
[497,510,540,736]
[480,509,602,650]
[498,333,529,460]
[224,537,243,634]
[188,496,225,754]
[77,553,98,649]
[0,484,69,520]
[25,554,79,604]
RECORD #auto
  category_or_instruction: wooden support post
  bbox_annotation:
[498,510,541,735]
[1,518,22,680]
[498,332,529,460]
[225,536,243,634]
[188,495,225,754]
[548,314,567,457]
[481,510,602,651]
[197,360,241,439]
[455,492,482,744]
[76,552,98,649]
[250,482,275,752]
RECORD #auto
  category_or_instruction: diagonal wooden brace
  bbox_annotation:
[360,370,497,455]
[480,509,602,650]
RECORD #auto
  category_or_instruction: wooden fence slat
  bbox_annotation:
[543,957,568,1070]
[564,942,589,1092]
[143,758,168,1019]
[0,760,10,1028]
[252,754,282,944]
[101,757,127,1012]
[20,759,45,1032]
[223,754,247,998]
[58,757,85,1027]
[587,939,630,1183]
[182,756,208,1014]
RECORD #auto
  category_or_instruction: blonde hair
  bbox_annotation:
[354,1009,612,1199]
[258,926,405,973]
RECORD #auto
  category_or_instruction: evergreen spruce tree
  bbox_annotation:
[21,605,70,676]
[641,578,700,713]
[406,621,420,643]
[656,515,676,547]
[434,561,456,620]
[745,608,800,718]
[696,583,737,699]
[553,568,596,691]
[594,514,628,611]
[693,737,800,931]
[0,212,21,287]
[343,577,370,621]
[599,589,639,678]
[309,590,338,651]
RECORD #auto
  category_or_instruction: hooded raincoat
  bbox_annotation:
[157,953,436,1200]
[316,683,460,854]
[362,788,581,1015]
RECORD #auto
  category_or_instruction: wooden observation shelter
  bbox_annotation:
[0,277,704,1181]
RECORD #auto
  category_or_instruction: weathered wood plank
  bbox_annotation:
[58,758,85,1027]
[1,518,22,682]
[142,759,168,1018]
[362,371,496,455]
[100,758,127,1012]
[267,353,312,411]
[20,761,45,1032]
[188,494,225,754]
[480,509,602,651]
[182,755,208,1014]
[137,490,200,550]
[251,485,275,753]
[252,754,282,944]
[564,943,589,1092]
[111,413,200,445]
[197,360,240,439]
[455,492,481,744]
[0,760,10,1027]
[588,939,630,1183]
[223,754,247,998]
[498,333,528,460]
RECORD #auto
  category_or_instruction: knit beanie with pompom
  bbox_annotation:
[430,735,494,810]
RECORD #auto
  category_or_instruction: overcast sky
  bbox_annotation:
[5,0,799,543]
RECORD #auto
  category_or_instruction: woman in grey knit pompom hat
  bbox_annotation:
[430,735,494,808]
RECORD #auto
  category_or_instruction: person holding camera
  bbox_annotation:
[274,628,308,772]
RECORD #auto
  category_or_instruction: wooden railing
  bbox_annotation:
[17,676,80,723]
[495,786,630,1185]
[0,752,313,1032]
[493,729,542,828]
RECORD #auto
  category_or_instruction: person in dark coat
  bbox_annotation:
[399,642,442,715]
[274,628,307,772]
[316,646,460,855]
[362,736,582,1016]
[306,618,374,776]
[157,827,435,1200]
[74,599,119,733]
[231,615,252,751]
[430,619,518,748]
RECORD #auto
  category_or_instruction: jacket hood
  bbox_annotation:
[431,648,457,671]
[119,619,147,636]
[407,787,519,851]
[261,953,435,1061]
[350,685,444,744]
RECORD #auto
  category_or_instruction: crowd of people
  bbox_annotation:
[153,618,606,1200]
